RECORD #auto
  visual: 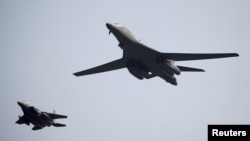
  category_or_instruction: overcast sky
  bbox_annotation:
[1,0,250,141]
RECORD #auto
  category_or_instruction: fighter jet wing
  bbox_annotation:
[162,53,239,61]
[73,58,126,76]
[47,113,67,119]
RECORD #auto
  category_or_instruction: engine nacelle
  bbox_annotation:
[157,57,180,75]
[165,60,180,75]
[126,62,150,80]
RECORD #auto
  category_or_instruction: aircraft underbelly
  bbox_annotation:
[122,44,177,84]
[25,114,44,128]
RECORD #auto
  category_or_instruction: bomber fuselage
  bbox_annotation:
[106,23,179,85]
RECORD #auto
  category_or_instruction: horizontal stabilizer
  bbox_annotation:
[74,58,126,76]
[47,113,67,119]
[162,53,239,61]
[32,126,42,130]
[178,66,205,72]
[52,123,66,127]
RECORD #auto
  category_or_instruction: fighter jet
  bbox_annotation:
[16,101,67,130]
[73,22,239,85]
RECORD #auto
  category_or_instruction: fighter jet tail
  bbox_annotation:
[177,66,205,72]
[52,123,66,127]
[32,126,42,130]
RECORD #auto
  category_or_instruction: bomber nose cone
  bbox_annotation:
[106,22,113,29]
[106,22,113,35]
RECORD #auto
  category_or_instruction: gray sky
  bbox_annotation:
[1,0,249,141]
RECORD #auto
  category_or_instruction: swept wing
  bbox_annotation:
[161,53,239,61]
[74,58,126,76]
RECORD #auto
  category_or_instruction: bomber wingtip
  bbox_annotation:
[196,69,205,72]
[200,69,205,72]
[231,53,239,57]
[73,73,79,77]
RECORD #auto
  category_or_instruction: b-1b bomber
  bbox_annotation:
[74,22,239,85]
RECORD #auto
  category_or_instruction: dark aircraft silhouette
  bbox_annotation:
[74,22,239,85]
[16,101,67,130]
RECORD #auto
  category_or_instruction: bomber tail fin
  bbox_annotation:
[177,66,205,72]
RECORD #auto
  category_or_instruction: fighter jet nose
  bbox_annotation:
[17,101,22,106]
[17,101,25,107]
[17,101,29,107]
